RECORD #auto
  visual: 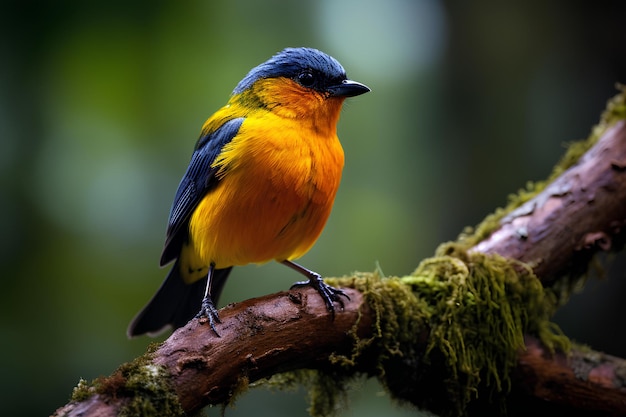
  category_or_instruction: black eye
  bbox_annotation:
[297,71,315,87]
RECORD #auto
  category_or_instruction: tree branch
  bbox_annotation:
[508,336,626,417]
[154,288,373,413]
[473,120,626,287]
[53,94,626,417]
[54,288,374,417]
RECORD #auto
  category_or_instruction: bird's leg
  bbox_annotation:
[195,263,221,336]
[282,260,350,316]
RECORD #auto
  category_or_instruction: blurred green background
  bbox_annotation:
[2,1,626,416]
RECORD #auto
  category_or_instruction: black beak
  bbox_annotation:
[327,79,370,98]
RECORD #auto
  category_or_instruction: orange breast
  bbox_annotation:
[187,112,344,269]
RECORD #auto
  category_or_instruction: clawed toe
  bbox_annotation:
[291,275,349,317]
[195,297,221,336]
[283,260,349,317]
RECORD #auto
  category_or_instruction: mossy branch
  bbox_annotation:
[53,89,626,417]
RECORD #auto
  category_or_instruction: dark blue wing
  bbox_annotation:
[160,117,244,266]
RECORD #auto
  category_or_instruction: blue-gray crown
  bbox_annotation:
[233,47,348,95]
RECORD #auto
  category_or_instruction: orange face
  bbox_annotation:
[244,77,346,135]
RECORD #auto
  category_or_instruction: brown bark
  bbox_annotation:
[507,336,626,417]
[154,288,373,413]
[53,118,626,416]
[53,288,373,417]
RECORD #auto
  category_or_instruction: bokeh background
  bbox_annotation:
[2,1,626,416]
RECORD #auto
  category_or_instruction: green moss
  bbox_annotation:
[70,378,93,402]
[281,247,564,416]
[119,361,185,417]
[325,248,569,416]
[71,351,185,417]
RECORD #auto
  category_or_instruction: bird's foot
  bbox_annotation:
[290,274,350,317]
[195,296,221,336]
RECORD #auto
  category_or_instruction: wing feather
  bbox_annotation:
[160,117,244,266]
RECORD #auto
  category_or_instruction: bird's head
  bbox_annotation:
[231,47,369,125]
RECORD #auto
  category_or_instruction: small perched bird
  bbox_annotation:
[128,47,369,337]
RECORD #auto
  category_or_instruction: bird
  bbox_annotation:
[127,47,370,337]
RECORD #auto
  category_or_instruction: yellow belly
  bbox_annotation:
[184,115,344,275]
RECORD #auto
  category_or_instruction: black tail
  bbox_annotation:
[127,261,232,337]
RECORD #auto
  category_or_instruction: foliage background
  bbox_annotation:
[1,1,626,416]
